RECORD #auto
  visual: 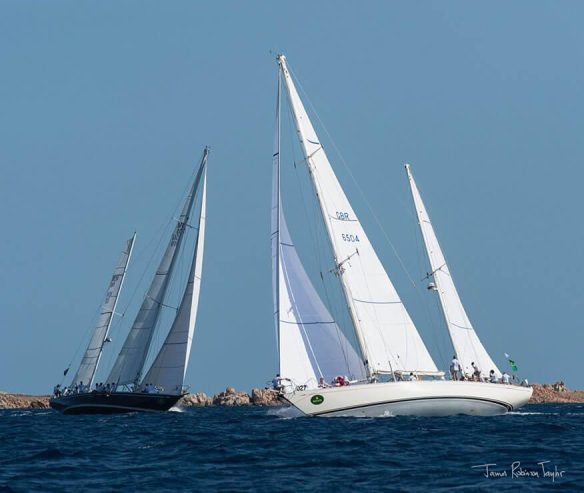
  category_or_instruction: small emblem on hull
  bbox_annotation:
[311,394,324,405]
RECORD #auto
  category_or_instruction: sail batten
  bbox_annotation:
[278,55,438,377]
[71,234,135,388]
[405,164,500,377]
[273,65,366,389]
[108,149,209,387]
[141,164,207,394]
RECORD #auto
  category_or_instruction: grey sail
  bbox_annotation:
[71,234,135,388]
[108,149,209,386]
[141,167,207,394]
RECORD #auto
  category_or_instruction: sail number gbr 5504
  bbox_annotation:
[336,211,360,243]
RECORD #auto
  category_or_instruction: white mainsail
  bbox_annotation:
[141,167,207,394]
[272,74,365,388]
[71,234,135,388]
[405,164,501,377]
[278,55,439,377]
[108,149,209,386]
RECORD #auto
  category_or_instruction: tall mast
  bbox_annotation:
[277,55,439,378]
[71,234,135,388]
[273,65,282,368]
[405,164,500,377]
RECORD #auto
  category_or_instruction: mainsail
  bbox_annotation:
[108,149,209,386]
[278,55,439,377]
[141,166,207,394]
[405,164,501,377]
[71,234,135,388]
[272,72,365,388]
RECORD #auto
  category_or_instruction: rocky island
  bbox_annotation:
[2,383,583,410]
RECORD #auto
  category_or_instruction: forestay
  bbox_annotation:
[71,234,135,388]
[108,150,208,386]
[278,55,439,376]
[141,167,207,394]
[405,164,501,377]
[272,74,365,388]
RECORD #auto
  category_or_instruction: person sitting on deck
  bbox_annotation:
[489,370,498,383]
[53,384,61,397]
[450,356,462,381]
[318,377,330,388]
[408,372,417,381]
[501,372,511,385]
[333,375,348,386]
[471,362,481,382]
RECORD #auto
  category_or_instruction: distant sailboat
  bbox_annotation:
[272,54,531,417]
[50,148,208,414]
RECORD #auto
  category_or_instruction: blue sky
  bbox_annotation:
[1,2,583,395]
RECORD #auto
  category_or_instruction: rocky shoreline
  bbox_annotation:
[2,383,583,410]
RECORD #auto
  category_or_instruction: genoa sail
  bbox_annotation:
[108,149,209,386]
[278,55,439,377]
[71,234,135,388]
[141,165,207,394]
[272,74,365,388]
[405,164,501,377]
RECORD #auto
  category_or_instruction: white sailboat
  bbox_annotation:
[273,54,532,417]
[51,148,209,414]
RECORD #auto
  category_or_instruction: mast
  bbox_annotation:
[71,234,135,388]
[277,54,439,377]
[273,65,281,367]
[107,148,209,387]
[141,161,208,394]
[405,164,500,377]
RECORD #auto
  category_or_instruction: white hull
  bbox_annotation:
[283,380,533,417]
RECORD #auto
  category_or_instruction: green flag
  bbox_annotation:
[505,353,518,372]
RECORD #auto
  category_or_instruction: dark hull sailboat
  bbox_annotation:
[51,149,209,415]
[49,392,183,414]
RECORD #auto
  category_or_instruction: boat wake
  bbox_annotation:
[267,407,304,419]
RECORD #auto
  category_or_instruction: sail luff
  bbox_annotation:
[107,149,209,386]
[71,234,135,388]
[141,162,207,393]
[277,55,439,376]
[405,164,500,377]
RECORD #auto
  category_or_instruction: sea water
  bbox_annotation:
[0,404,582,492]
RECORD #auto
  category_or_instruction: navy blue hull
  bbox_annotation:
[49,392,182,414]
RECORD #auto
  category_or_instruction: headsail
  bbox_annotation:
[405,164,500,377]
[272,73,365,388]
[141,165,207,394]
[71,234,135,388]
[108,149,209,386]
[278,55,439,377]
